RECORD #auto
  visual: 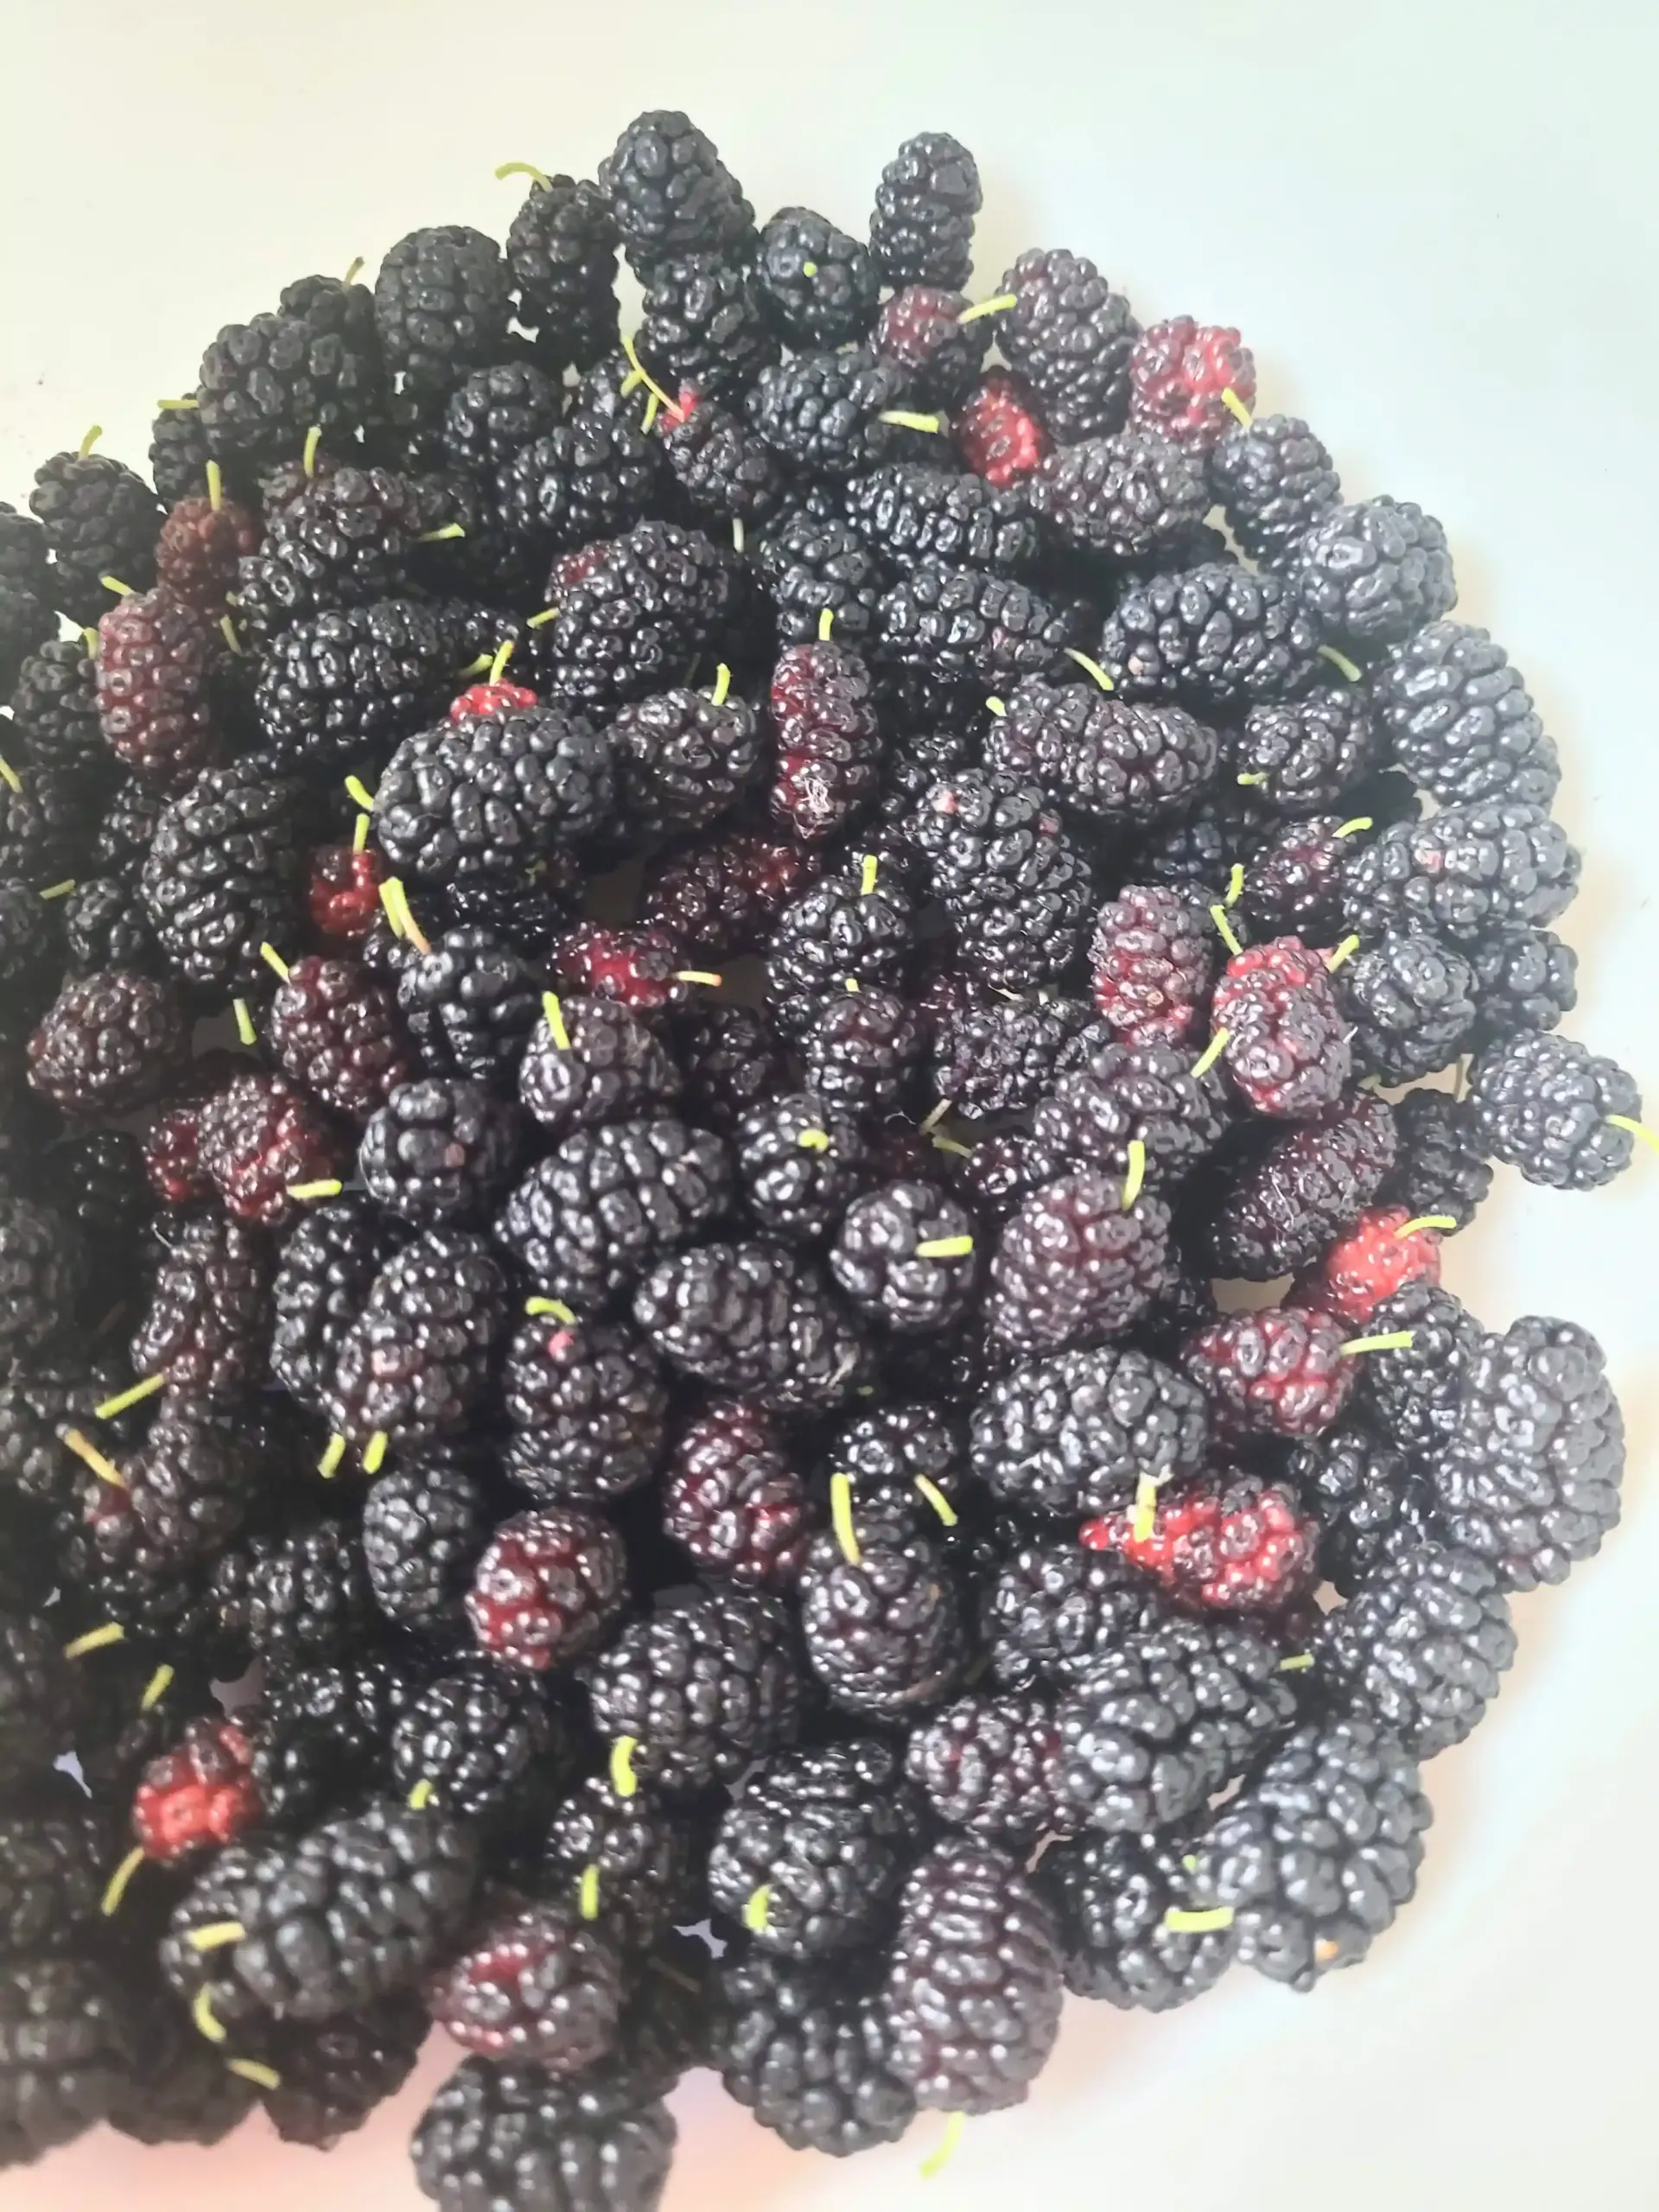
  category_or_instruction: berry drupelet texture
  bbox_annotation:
[1432,1316,1624,1590]
[1188,1715,1431,1989]
[663,1397,813,1591]
[1468,1031,1641,1190]
[504,1311,669,1505]
[0,105,1641,2211]
[709,1739,925,1956]
[881,1838,1065,2113]
[870,133,981,289]
[970,1344,1210,1519]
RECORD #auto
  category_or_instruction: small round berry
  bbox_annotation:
[465,1507,629,1674]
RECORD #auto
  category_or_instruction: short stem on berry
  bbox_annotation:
[1209,904,1244,957]
[830,1471,861,1567]
[1607,1115,1659,1155]
[914,1475,958,1528]
[227,2059,283,2091]
[1192,1027,1230,1079]
[957,292,1018,323]
[1219,385,1253,429]
[100,1847,146,1917]
[919,2112,966,2179]
[619,330,673,413]
[92,1372,166,1421]
[1121,1139,1147,1210]
[62,1623,125,1659]
[609,1736,639,1798]
[1063,646,1116,692]
[188,1921,246,1954]
[61,1427,128,1490]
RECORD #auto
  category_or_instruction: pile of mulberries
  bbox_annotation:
[0,107,1637,2210]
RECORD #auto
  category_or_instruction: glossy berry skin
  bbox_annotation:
[519,995,681,1141]
[830,1181,979,1335]
[359,1079,519,1224]
[465,1507,628,1674]
[664,1399,814,1591]
[1182,1307,1356,1439]
[1205,1090,1399,1282]
[1128,318,1257,451]
[95,586,223,788]
[874,285,991,408]
[426,1900,625,2073]
[553,922,690,1012]
[1468,1031,1641,1191]
[768,639,881,844]
[132,1718,260,1862]
[448,679,538,721]
[954,372,1050,486]
[156,489,262,612]
[196,1073,348,1228]
[1211,937,1351,1118]
[881,1838,1064,2115]
[1083,1474,1320,1613]
[28,969,190,1117]
[306,845,387,939]
[989,1173,1173,1356]
[140,1100,223,1217]
[870,131,981,290]
[1090,884,1217,1046]
[1309,1205,1443,1327]
[268,957,416,1122]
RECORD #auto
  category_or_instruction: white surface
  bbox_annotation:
[3,2,1657,2206]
